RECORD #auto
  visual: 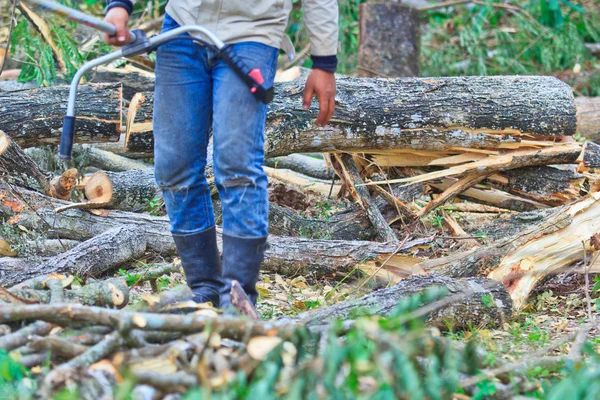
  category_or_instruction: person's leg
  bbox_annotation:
[153,14,222,306]
[211,42,278,309]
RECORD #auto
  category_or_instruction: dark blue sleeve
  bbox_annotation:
[106,0,133,15]
[311,55,338,73]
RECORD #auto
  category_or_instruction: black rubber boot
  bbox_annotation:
[219,234,267,311]
[172,226,224,307]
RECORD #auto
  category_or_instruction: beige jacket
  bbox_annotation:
[165,0,338,56]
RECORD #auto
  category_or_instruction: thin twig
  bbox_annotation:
[357,234,412,290]
[582,241,593,321]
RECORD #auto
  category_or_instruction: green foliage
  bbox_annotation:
[144,196,165,216]
[421,0,600,94]
[118,268,141,287]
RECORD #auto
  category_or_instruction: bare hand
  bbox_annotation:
[303,69,336,126]
[102,8,131,46]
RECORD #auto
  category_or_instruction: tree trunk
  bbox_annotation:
[288,274,512,331]
[2,226,147,288]
[575,96,600,143]
[358,2,420,77]
[0,84,122,147]
[121,76,576,156]
[72,144,151,172]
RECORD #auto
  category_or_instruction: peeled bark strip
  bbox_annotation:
[124,76,576,156]
[430,177,550,211]
[0,226,147,288]
[367,142,582,186]
[0,130,51,193]
[265,154,334,180]
[358,3,420,77]
[0,83,122,147]
[290,275,512,331]
[124,92,154,154]
[418,172,489,217]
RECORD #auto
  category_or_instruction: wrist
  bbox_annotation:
[106,0,133,15]
[311,55,338,73]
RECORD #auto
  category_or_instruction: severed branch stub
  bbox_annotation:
[230,280,260,320]
[334,153,399,243]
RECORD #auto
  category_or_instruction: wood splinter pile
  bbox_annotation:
[1,71,600,395]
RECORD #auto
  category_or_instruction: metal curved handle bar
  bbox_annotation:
[65,25,226,116]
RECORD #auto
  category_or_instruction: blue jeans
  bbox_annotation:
[153,14,278,238]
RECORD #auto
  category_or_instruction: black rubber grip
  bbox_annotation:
[220,46,274,104]
[60,116,76,160]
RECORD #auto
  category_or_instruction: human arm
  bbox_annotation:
[301,0,339,126]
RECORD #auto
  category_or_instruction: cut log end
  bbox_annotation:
[84,171,114,203]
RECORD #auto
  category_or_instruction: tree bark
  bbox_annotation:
[485,166,584,206]
[1,226,147,288]
[287,274,513,331]
[0,83,122,147]
[122,76,576,156]
[358,2,420,77]
[268,203,375,241]
[0,130,52,193]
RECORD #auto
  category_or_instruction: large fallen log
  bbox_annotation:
[118,75,576,156]
[575,96,600,143]
[0,83,122,147]
[1,226,147,288]
[289,274,512,331]
[0,182,427,280]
